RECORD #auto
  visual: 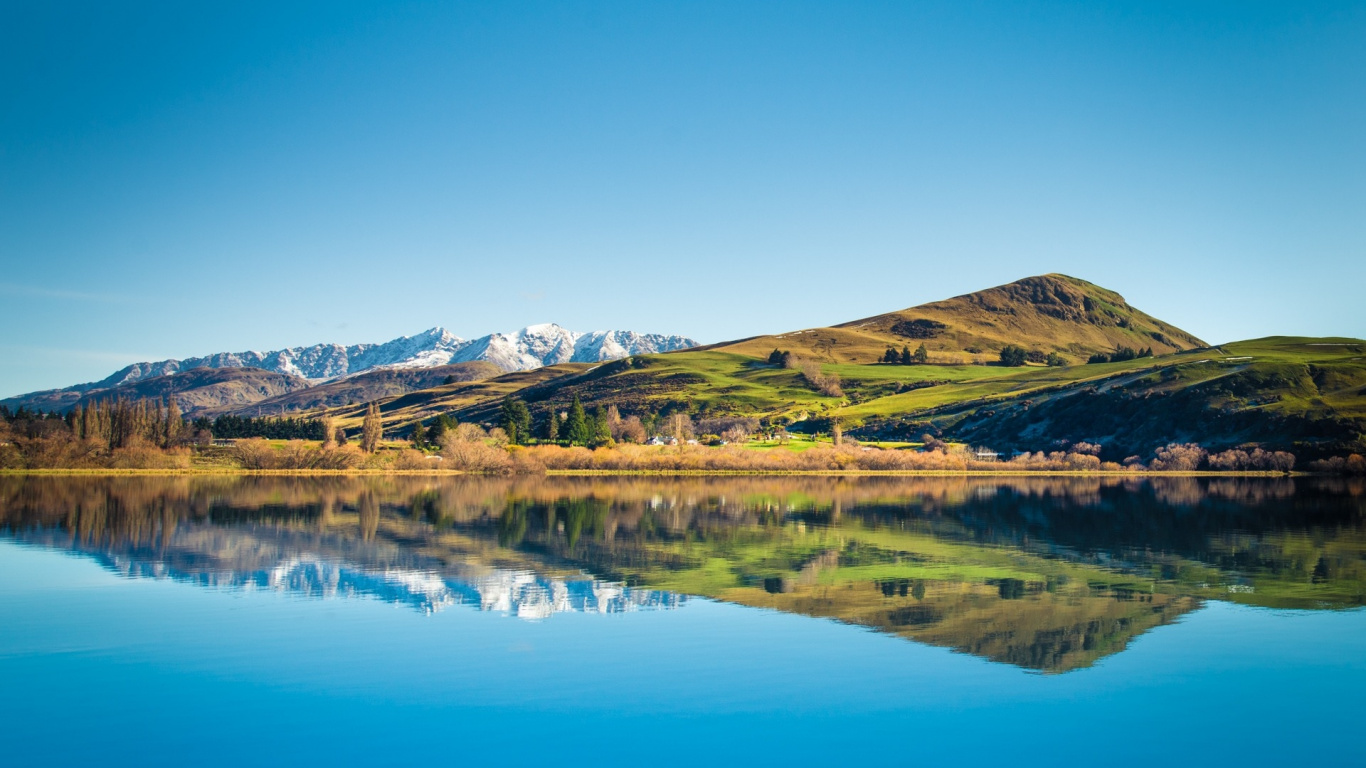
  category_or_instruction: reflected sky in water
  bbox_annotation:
[2,475,1364,766]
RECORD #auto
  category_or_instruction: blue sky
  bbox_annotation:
[2,1,1363,397]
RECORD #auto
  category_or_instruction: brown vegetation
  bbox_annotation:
[231,438,366,470]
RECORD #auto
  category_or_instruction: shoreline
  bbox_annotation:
[0,468,1302,478]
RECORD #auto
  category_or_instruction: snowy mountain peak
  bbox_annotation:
[516,322,565,337]
[27,323,698,396]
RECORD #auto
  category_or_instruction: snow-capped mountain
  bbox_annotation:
[58,324,697,391]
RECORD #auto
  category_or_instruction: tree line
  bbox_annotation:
[199,414,329,441]
[881,344,929,364]
[1088,346,1154,364]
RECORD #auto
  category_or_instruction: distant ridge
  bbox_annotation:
[1,324,698,413]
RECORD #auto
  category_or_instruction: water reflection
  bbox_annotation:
[2,475,1362,672]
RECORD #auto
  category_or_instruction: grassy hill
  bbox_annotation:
[713,273,1204,365]
[312,275,1363,460]
[841,336,1365,457]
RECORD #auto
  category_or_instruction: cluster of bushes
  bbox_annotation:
[230,438,447,470]
[1087,346,1154,364]
[1142,443,1295,472]
[881,344,928,364]
[434,442,1122,474]
[766,350,843,397]
[424,435,1312,475]
[432,440,1316,475]
[231,439,367,470]
[1308,454,1366,475]
[998,346,1068,367]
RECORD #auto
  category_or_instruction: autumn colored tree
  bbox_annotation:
[361,402,382,453]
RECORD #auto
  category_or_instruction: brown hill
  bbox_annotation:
[715,274,1205,364]
[213,362,501,416]
[71,367,312,415]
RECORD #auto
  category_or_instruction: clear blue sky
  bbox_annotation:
[2,1,1363,397]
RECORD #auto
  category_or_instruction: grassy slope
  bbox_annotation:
[917,337,1366,456]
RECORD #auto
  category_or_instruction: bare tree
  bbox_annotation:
[668,413,695,442]
[612,415,647,443]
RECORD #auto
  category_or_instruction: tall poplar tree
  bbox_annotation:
[165,399,183,447]
[361,402,382,452]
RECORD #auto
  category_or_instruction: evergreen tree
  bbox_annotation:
[883,347,898,363]
[541,409,561,442]
[590,406,612,447]
[499,397,532,445]
[361,402,382,453]
[913,343,928,364]
[565,396,591,446]
[900,346,912,365]
[428,413,455,445]
[410,419,427,449]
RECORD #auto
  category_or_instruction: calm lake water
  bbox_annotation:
[2,474,1364,766]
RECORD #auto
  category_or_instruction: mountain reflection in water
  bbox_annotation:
[2,474,1362,673]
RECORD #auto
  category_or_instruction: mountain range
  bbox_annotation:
[2,324,697,413]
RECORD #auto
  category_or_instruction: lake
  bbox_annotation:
[2,474,1363,766]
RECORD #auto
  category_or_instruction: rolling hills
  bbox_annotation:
[325,275,1365,460]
